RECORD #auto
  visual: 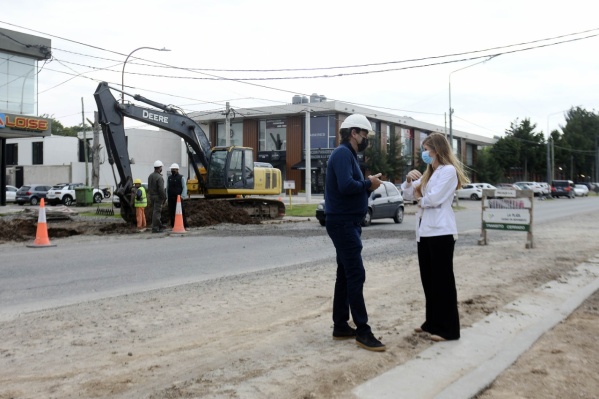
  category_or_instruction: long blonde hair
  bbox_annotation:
[419,133,470,191]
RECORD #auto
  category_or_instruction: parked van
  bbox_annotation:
[551,180,575,198]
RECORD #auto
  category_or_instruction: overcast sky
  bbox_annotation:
[2,0,598,139]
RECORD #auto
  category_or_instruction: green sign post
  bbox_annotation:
[478,188,534,249]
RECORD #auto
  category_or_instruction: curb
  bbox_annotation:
[353,255,599,399]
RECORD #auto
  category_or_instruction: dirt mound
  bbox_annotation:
[0,199,258,243]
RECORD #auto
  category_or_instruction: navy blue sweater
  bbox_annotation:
[324,142,372,223]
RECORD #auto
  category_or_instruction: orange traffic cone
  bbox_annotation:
[171,195,186,233]
[27,198,56,248]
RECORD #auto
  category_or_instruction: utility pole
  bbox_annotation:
[81,97,89,186]
[546,139,551,184]
[596,134,598,183]
[224,102,231,147]
[551,139,555,182]
[86,112,101,188]
[305,109,311,202]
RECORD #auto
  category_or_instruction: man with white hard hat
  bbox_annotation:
[324,113,386,352]
[148,160,167,233]
[166,163,188,229]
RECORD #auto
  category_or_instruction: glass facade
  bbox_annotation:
[0,53,37,114]
[400,127,413,159]
[309,115,336,148]
[216,122,243,146]
[259,119,286,151]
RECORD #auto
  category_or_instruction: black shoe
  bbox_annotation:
[356,332,386,352]
[152,228,164,233]
[332,325,357,340]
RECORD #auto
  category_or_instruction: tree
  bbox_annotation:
[558,107,599,181]
[473,146,503,183]
[365,133,390,178]
[386,129,406,182]
[40,115,86,137]
[489,118,545,182]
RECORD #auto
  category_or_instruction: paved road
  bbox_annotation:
[1,196,597,320]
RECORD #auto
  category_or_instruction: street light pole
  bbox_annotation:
[448,55,498,150]
[121,46,170,103]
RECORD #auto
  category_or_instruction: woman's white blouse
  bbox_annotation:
[412,164,458,242]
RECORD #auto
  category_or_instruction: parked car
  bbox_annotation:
[537,182,551,196]
[456,183,496,200]
[5,185,18,202]
[573,184,589,197]
[315,181,404,227]
[514,181,544,196]
[551,180,575,198]
[113,183,148,208]
[46,183,103,206]
[16,184,52,205]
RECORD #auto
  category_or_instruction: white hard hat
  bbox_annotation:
[154,160,163,168]
[340,114,373,133]
[170,163,180,169]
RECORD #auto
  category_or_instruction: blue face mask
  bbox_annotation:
[421,150,434,165]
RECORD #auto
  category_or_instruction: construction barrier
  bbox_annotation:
[27,198,57,248]
[171,195,186,233]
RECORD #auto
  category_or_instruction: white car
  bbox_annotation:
[537,182,551,195]
[456,183,496,200]
[5,185,18,202]
[514,181,544,196]
[574,184,589,197]
[46,183,104,206]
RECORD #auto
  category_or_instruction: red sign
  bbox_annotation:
[4,115,49,131]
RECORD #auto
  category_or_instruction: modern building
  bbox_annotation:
[192,96,496,194]
[0,27,52,205]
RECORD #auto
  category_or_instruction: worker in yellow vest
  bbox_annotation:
[133,178,147,232]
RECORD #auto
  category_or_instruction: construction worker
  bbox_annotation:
[167,163,188,228]
[148,160,166,233]
[133,178,147,232]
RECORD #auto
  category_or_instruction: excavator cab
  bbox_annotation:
[207,147,254,193]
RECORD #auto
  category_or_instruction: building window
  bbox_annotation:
[78,138,92,162]
[32,141,43,165]
[259,119,286,151]
[0,53,37,114]
[400,128,413,160]
[466,144,474,166]
[6,143,18,165]
[309,115,336,148]
[216,122,243,146]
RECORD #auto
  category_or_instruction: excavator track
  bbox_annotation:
[225,198,286,220]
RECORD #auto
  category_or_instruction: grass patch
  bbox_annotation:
[285,203,318,217]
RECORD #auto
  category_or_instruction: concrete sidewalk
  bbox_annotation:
[354,255,599,399]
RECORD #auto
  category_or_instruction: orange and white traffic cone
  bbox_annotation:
[27,198,56,248]
[171,195,186,233]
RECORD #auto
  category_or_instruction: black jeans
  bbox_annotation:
[150,195,163,230]
[417,234,460,340]
[326,219,371,336]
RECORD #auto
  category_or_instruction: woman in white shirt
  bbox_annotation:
[402,133,470,342]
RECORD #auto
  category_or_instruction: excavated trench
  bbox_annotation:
[0,199,258,243]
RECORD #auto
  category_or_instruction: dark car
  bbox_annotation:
[551,180,575,198]
[315,181,404,227]
[16,184,52,205]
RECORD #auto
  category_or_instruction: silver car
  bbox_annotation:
[315,181,404,226]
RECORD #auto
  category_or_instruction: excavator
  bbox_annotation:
[93,82,285,223]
